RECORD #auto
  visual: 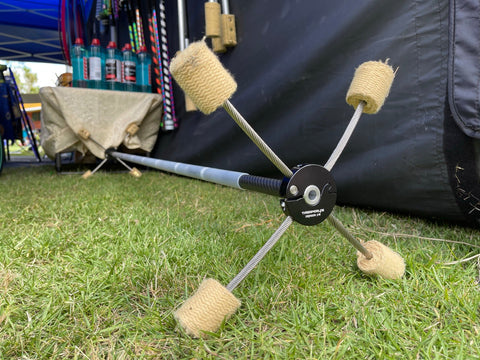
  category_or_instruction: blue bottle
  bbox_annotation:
[88,38,105,89]
[105,41,122,91]
[136,46,152,93]
[71,38,88,88]
[121,43,137,92]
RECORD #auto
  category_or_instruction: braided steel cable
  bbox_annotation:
[226,216,293,291]
[324,101,365,172]
[327,215,372,259]
[223,100,292,178]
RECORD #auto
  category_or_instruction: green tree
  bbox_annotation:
[5,62,39,93]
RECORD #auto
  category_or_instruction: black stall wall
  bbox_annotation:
[153,0,478,225]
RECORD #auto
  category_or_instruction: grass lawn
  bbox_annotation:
[0,164,479,359]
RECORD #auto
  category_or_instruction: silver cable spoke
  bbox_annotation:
[223,100,293,178]
[89,158,108,176]
[226,216,293,291]
[324,101,365,171]
[327,214,372,259]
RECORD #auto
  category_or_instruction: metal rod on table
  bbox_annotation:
[177,0,197,112]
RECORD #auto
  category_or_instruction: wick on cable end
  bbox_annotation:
[77,129,91,140]
[81,170,92,180]
[346,60,396,114]
[174,278,241,338]
[125,123,139,136]
[356,240,405,279]
[129,167,142,178]
[169,40,237,114]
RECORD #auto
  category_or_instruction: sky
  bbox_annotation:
[8,61,70,88]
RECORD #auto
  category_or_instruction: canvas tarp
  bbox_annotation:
[40,87,162,158]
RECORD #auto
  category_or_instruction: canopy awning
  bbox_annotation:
[0,0,64,63]
[0,0,92,64]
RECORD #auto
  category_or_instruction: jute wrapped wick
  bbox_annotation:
[174,278,241,338]
[357,240,405,279]
[346,60,396,114]
[169,40,237,114]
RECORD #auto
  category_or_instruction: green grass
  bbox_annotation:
[0,164,479,359]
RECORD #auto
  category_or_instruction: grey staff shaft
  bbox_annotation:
[111,151,246,189]
[110,151,284,196]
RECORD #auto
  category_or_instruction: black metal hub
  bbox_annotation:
[280,164,337,226]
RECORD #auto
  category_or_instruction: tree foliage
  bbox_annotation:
[5,62,39,93]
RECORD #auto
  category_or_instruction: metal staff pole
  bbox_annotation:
[108,150,282,196]
[107,151,341,230]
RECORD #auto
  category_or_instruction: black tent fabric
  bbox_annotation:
[153,0,480,226]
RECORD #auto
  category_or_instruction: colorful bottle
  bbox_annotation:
[88,38,105,89]
[136,46,152,93]
[71,38,88,88]
[121,43,137,92]
[105,41,122,91]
